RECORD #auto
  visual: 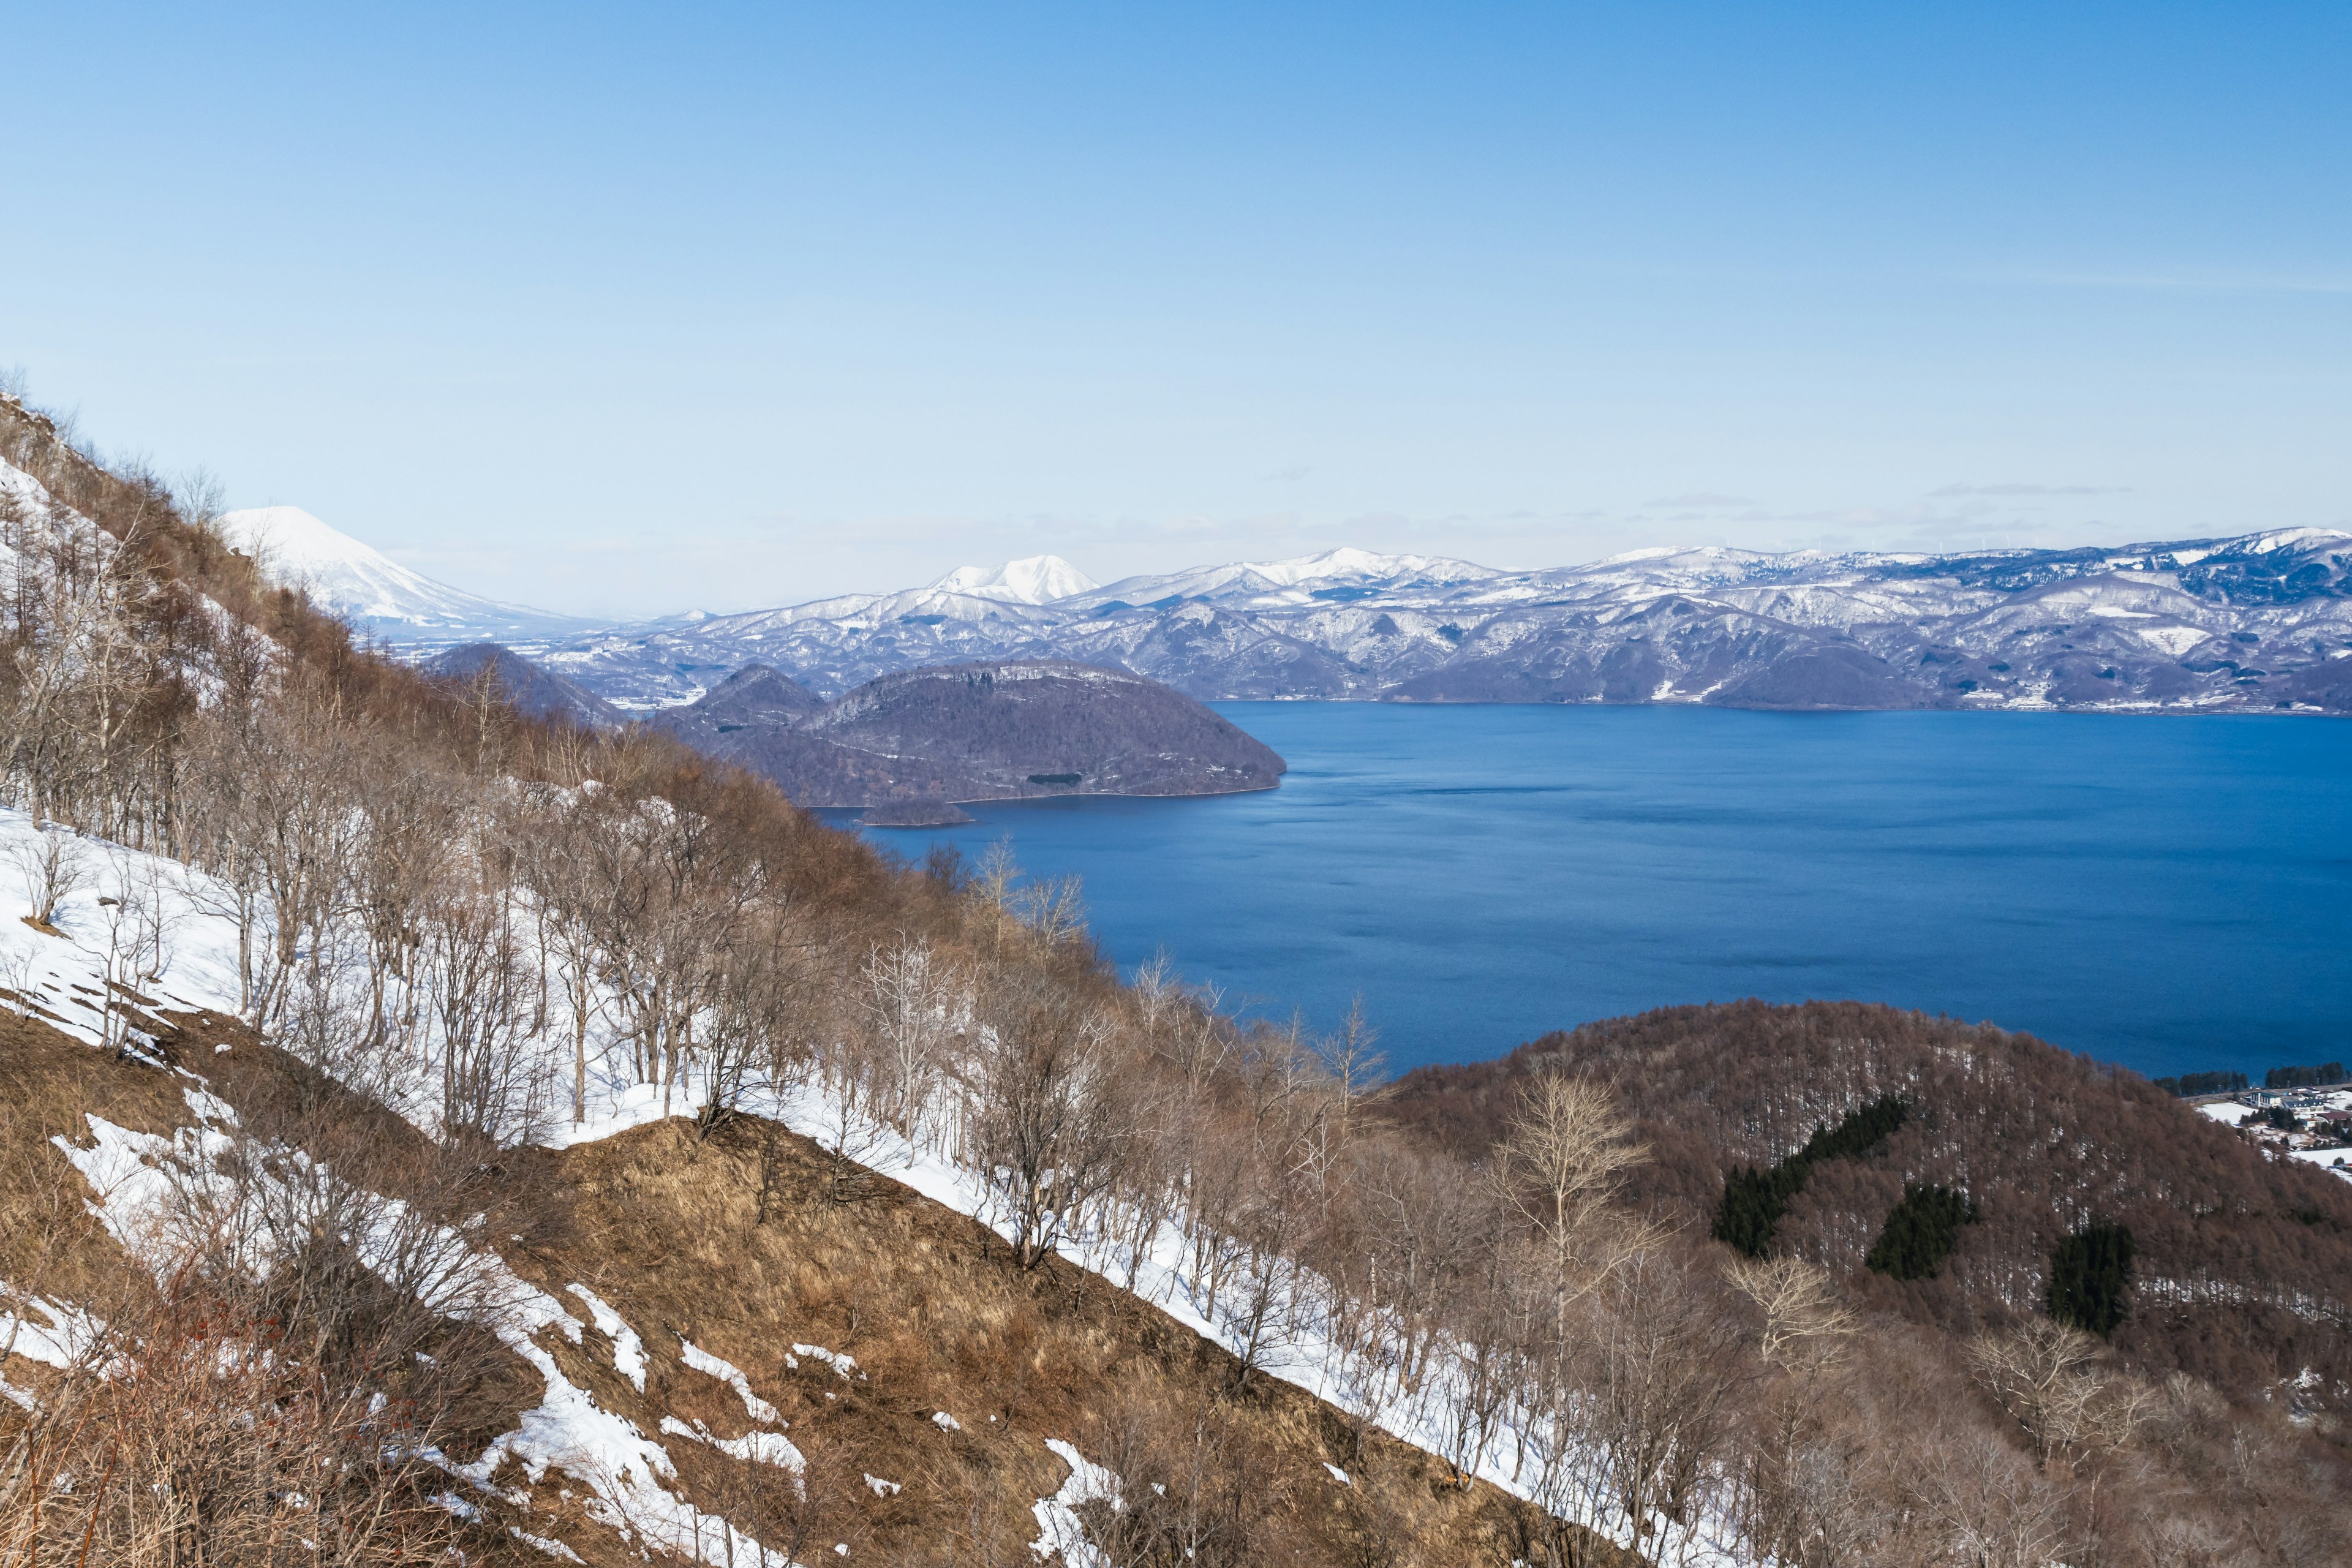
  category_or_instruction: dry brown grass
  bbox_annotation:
[4,1014,1618,1566]
[519,1114,1607,1566]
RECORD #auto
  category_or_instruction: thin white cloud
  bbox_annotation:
[1931,482,2130,498]
[1642,491,1757,508]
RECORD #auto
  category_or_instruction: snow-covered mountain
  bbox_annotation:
[217,505,601,644]
[927,553,1098,604]
[197,498,2351,716]
[516,534,2352,715]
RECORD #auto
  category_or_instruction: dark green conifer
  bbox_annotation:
[1865,1183,1976,1280]
[2048,1221,2135,1336]
[1713,1096,1911,1256]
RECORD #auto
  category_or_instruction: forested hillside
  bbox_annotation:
[652,657,1287,808]
[1,388,2345,1567]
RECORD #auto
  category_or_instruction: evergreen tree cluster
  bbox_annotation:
[2048,1222,2137,1337]
[2264,1061,2346,1090]
[1864,1183,1977,1280]
[2153,1069,2247,1097]
[1713,1095,1910,1256]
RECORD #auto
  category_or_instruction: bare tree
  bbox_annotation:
[1313,993,1388,1150]
[1966,1317,2152,1468]
[92,845,176,1058]
[810,998,896,1203]
[1722,1255,1855,1371]
[864,932,957,1142]
[1491,1071,1658,1336]
[7,820,84,929]
[424,872,552,1149]
[1572,1250,1747,1559]
[1014,872,1087,948]
[698,904,821,1136]
[968,976,1133,1268]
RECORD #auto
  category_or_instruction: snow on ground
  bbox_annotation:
[660,1415,807,1476]
[0,799,1939,1561]
[680,1337,783,1423]
[565,1284,649,1390]
[0,801,1752,1564]
[2195,1094,2352,1183]
[0,1288,106,1408]
[1029,1439,1121,1568]
[791,1343,859,1380]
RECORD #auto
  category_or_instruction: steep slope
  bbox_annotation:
[655,659,1287,808]
[2,1005,1565,1567]
[424,643,628,729]
[219,504,602,645]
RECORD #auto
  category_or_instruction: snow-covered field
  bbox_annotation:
[2195,1094,2352,1182]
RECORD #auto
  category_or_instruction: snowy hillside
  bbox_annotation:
[218,505,601,645]
[0,802,1733,1566]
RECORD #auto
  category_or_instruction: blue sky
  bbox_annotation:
[3,2,2346,616]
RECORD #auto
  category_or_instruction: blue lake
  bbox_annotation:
[831,705,2352,1082]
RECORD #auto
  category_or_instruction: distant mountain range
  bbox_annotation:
[241,504,2352,715]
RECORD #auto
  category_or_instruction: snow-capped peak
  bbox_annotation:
[217,505,592,643]
[217,506,454,616]
[1238,548,1499,589]
[928,554,1099,605]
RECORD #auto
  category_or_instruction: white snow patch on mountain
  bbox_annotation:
[1030,1439,1120,1567]
[678,1338,780,1423]
[217,506,595,644]
[565,1284,648,1390]
[929,554,1099,605]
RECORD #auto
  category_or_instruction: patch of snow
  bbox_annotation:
[565,1285,647,1391]
[659,1415,806,1476]
[0,1286,107,1389]
[793,1342,858,1379]
[678,1338,780,1423]
[932,1411,962,1432]
[510,1528,584,1562]
[2135,623,2212,656]
[181,1085,238,1125]
[1029,1439,1120,1566]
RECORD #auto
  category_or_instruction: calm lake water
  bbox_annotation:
[831,705,2352,1082]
